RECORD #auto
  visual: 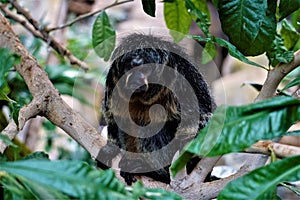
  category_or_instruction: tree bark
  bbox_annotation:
[0,14,106,158]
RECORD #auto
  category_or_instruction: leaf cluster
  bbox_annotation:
[0,156,181,199]
[1,0,300,199]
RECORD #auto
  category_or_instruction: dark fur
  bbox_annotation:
[97,34,215,185]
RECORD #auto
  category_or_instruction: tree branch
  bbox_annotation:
[246,140,300,158]
[0,1,89,71]
[46,0,134,32]
[0,14,106,157]
[255,50,300,102]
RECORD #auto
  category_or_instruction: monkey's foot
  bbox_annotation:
[120,171,137,185]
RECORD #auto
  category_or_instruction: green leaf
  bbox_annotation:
[291,8,300,30]
[0,84,11,101]
[202,41,217,64]
[92,11,116,61]
[278,0,300,20]
[218,0,277,56]
[22,151,49,160]
[281,76,300,91]
[280,182,300,196]
[0,160,182,199]
[164,0,192,42]
[185,0,211,37]
[214,37,265,69]
[189,35,265,68]
[130,181,183,199]
[142,0,156,17]
[0,134,18,149]
[18,176,70,199]
[0,48,20,89]
[190,0,210,19]
[266,34,294,67]
[171,96,300,175]
[9,100,21,127]
[0,48,22,125]
[0,160,128,199]
[218,155,300,199]
[280,19,300,50]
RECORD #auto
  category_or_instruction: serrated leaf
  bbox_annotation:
[266,34,294,67]
[164,0,192,42]
[0,160,128,199]
[218,0,277,56]
[185,0,211,37]
[202,41,217,64]
[279,0,300,20]
[171,96,300,175]
[218,155,300,199]
[92,11,116,61]
[281,19,300,50]
[142,0,156,17]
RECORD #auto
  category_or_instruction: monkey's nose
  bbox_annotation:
[125,71,148,93]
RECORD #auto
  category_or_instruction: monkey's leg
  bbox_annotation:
[119,152,172,185]
[96,143,120,169]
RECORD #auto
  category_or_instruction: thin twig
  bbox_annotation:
[9,0,43,34]
[1,1,89,71]
[245,140,300,158]
[46,0,134,32]
[0,4,43,38]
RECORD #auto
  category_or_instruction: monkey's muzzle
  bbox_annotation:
[125,71,149,93]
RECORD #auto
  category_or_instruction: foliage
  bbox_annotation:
[0,48,21,125]
[1,0,300,199]
[93,0,300,68]
[92,11,116,62]
[0,157,181,199]
[218,155,300,199]
[171,96,300,172]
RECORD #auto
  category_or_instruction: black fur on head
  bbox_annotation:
[105,33,215,123]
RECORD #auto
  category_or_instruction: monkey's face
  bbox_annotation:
[108,48,177,105]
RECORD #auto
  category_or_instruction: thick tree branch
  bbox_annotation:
[0,14,106,157]
[0,120,17,153]
[255,50,300,102]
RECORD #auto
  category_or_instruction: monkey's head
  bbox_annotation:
[109,49,178,105]
[104,34,214,128]
[106,34,191,105]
